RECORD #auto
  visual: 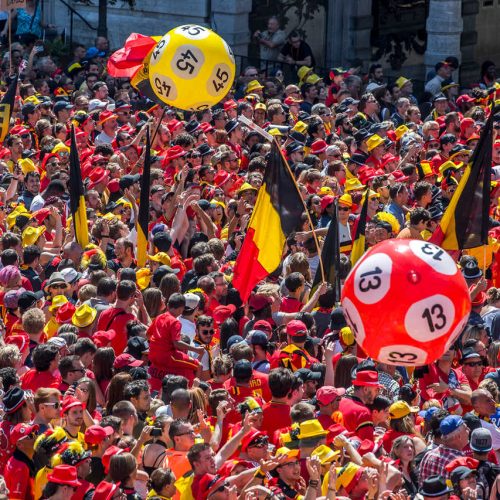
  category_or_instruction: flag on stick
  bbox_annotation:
[350,188,370,266]
[0,74,17,142]
[137,128,151,267]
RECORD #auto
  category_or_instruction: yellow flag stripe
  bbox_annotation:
[74,196,89,248]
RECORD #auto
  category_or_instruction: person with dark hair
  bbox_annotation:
[21,245,42,291]
[148,292,203,390]
[20,343,60,392]
[97,280,146,356]
[124,379,151,438]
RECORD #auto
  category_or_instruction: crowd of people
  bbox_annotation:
[0,6,500,500]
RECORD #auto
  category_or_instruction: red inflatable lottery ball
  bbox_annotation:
[341,239,471,366]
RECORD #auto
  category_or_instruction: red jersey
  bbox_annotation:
[224,371,271,402]
[419,363,470,402]
[338,395,374,441]
[280,297,302,313]
[261,401,291,445]
[148,311,181,359]
[272,344,318,372]
[0,420,14,473]
[97,307,135,355]
[4,450,35,500]
[21,369,61,392]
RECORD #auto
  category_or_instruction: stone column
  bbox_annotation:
[425,0,463,74]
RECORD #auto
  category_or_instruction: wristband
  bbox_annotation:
[308,480,319,487]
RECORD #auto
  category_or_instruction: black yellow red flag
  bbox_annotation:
[233,141,303,301]
[0,75,17,142]
[69,125,89,247]
[429,106,494,250]
[312,202,341,301]
[137,128,151,267]
[351,188,370,265]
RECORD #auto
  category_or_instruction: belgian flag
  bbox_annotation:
[233,141,304,301]
[137,128,151,268]
[312,202,341,301]
[350,188,369,265]
[69,125,89,248]
[0,75,18,143]
[430,106,494,250]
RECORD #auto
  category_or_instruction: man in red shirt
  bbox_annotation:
[97,280,143,355]
[20,343,61,392]
[148,293,204,390]
[316,386,346,430]
[261,368,304,445]
[339,370,382,441]
[4,423,39,500]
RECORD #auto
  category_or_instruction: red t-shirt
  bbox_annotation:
[148,312,181,367]
[224,371,271,402]
[280,297,302,313]
[21,369,61,392]
[338,396,374,441]
[0,420,14,474]
[419,363,470,402]
[261,401,291,445]
[4,452,35,500]
[97,307,135,355]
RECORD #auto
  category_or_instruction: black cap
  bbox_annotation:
[439,133,457,145]
[224,119,239,134]
[197,143,214,156]
[297,111,311,122]
[21,103,38,116]
[233,359,253,380]
[294,368,322,382]
[114,100,132,111]
[461,347,482,362]
[419,476,453,498]
[18,290,44,311]
[286,141,303,155]
[330,307,347,331]
[127,336,150,359]
[248,330,269,347]
[433,92,448,103]
[152,265,179,287]
[119,174,141,191]
[289,131,306,144]
[3,387,26,414]
[185,120,200,135]
[152,231,172,252]
[462,259,482,280]
[353,129,371,143]
[53,101,74,113]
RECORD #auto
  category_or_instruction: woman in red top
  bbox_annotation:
[92,347,115,397]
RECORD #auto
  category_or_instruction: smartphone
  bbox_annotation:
[150,427,162,437]
[151,390,159,399]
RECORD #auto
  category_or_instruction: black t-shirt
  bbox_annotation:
[280,41,315,67]
[86,456,105,486]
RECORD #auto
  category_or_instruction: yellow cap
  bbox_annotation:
[276,446,300,461]
[389,400,419,420]
[148,252,171,266]
[319,186,334,196]
[297,66,313,82]
[338,193,353,207]
[292,121,308,135]
[420,161,434,178]
[297,419,328,439]
[335,463,362,492]
[395,125,409,140]
[311,445,340,465]
[340,326,355,346]
[255,102,266,111]
[238,182,258,194]
[344,178,365,193]
[18,158,37,175]
[438,160,462,181]
[246,80,264,94]
[7,204,29,229]
[71,304,97,328]
[24,95,41,105]
[305,73,322,85]
[51,143,70,154]
[102,212,118,221]
[243,397,262,413]
[115,198,132,208]
[22,225,46,247]
[49,295,69,312]
[374,211,401,234]
[136,267,152,291]
[395,76,410,89]
[366,134,384,152]
[268,128,284,137]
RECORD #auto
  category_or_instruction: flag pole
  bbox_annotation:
[275,139,326,284]
[8,9,12,75]
[236,115,326,283]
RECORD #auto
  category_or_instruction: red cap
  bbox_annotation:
[357,438,382,456]
[102,445,125,474]
[199,122,214,134]
[61,396,84,414]
[166,119,184,133]
[391,170,409,182]
[56,302,77,324]
[352,370,382,388]
[471,291,486,307]
[456,95,475,106]
[113,353,144,370]
[357,166,377,185]
[213,304,236,325]
[320,195,335,212]
[286,319,308,337]
[47,464,82,488]
[85,425,114,445]
[284,96,303,105]
[92,480,121,500]
[10,423,39,446]
[98,111,117,125]
[310,139,328,155]
[163,145,187,163]
[213,169,231,187]
[316,386,346,406]
[248,293,273,312]
[240,429,267,453]
[107,178,121,193]
[223,100,237,111]
[88,167,110,188]
[196,474,227,500]
[92,329,117,348]
[253,320,273,335]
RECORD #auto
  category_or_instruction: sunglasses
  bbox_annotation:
[201,329,214,335]
[69,368,85,373]
[176,429,196,437]
[464,361,482,367]
[250,438,269,448]
[44,401,60,408]
[338,206,350,211]
[47,162,60,167]
[51,284,67,289]
[20,134,30,139]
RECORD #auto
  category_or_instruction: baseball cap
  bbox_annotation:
[183,292,200,311]
[10,423,39,446]
[294,368,322,383]
[113,353,144,370]
[470,427,492,452]
[389,400,419,420]
[286,320,308,337]
[227,335,247,350]
[127,337,149,359]
[247,330,269,347]
[84,425,114,445]
[450,466,475,485]
[440,415,464,436]
[316,386,346,406]
[253,320,272,335]
[119,174,141,191]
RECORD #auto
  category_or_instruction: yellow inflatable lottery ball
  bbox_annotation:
[148,25,235,111]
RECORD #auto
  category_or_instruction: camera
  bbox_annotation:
[150,427,162,437]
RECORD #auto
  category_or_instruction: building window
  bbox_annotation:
[483,0,494,6]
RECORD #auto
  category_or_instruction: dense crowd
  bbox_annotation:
[1,6,500,500]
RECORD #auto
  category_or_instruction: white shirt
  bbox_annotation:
[179,317,196,342]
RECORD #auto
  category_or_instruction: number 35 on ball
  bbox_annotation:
[341,239,471,366]
[148,25,235,111]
